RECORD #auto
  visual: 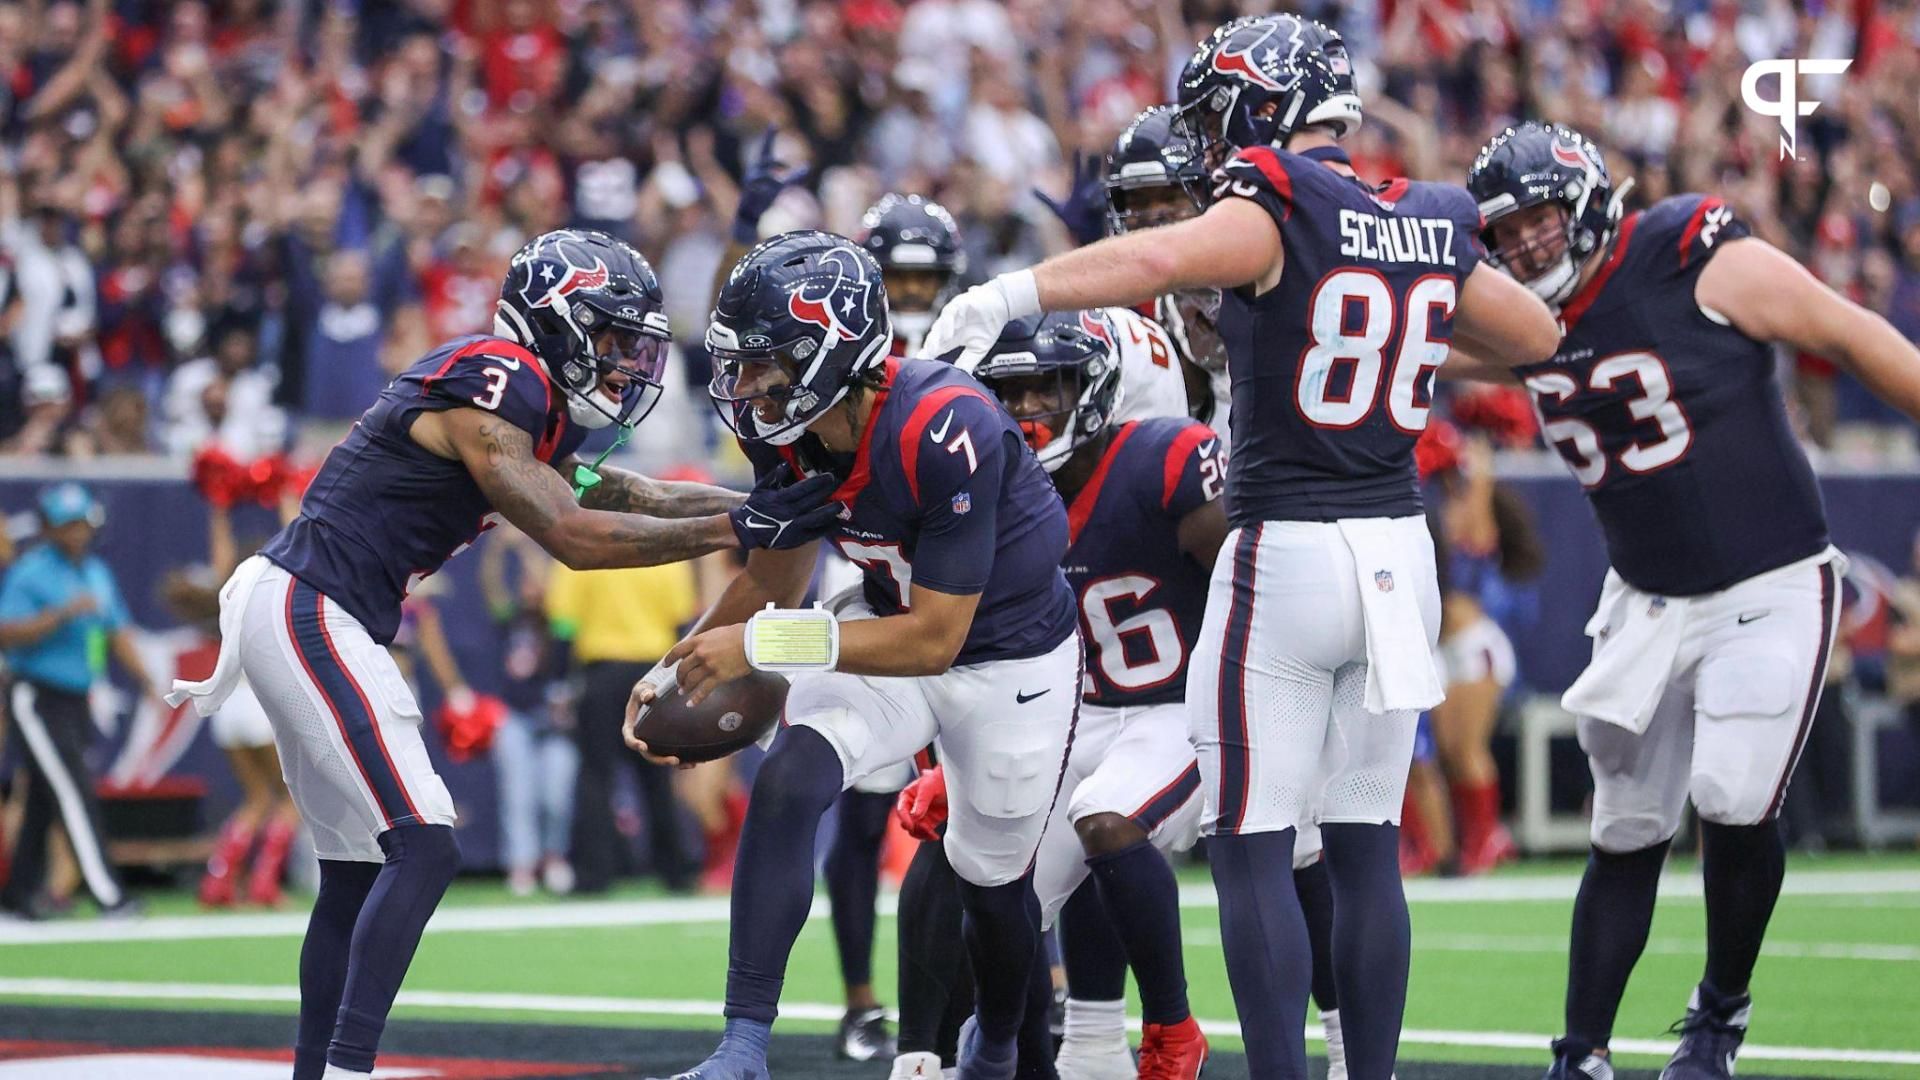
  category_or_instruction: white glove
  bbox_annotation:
[923,270,1042,373]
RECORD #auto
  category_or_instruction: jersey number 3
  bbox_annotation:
[471,366,511,411]
[1296,270,1455,432]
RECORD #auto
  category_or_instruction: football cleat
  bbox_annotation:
[1658,985,1750,1080]
[1137,1017,1209,1080]
[955,1015,1015,1080]
[888,1052,945,1080]
[1055,1029,1135,1080]
[837,1005,896,1061]
[1544,1038,1614,1080]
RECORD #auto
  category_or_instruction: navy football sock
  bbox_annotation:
[1323,822,1410,1080]
[897,839,973,1059]
[1015,932,1059,1080]
[294,860,380,1080]
[1088,839,1188,1024]
[1207,830,1311,1079]
[1701,819,1785,998]
[1058,881,1128,1002]
[957,873,1042,1047]
[327,824,460,1073]
[1294,855,1339,1011]
[725,726,845,1024]
[1565,839,1670,1050]
[825,788,894,995]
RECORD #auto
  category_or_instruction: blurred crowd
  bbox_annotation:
[1,0,1919,469]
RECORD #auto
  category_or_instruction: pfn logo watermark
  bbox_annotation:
[1741,58,1852,160]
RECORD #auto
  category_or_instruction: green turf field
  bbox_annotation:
[2,852,1916,1078]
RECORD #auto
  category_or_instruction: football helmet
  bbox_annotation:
[1175,14,1362,168]
[973,310,1124,473]
[1468,121,1626,306]
[494,229,670,430]
[707,230,893,445]
[858,193,966,351]
[1104,104,1211,234]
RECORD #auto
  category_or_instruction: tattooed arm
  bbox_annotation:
[440,408,737,570]
[574,462,746,517]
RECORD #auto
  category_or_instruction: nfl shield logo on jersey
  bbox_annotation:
[951,491,972,515]
[1374,569,1395,592]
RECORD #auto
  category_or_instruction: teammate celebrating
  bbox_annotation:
[166,229,832,1080]
[926,16,1561,1079]
[977,311,1222,1079]
[630,231,1083,1080]
[1466,122,1920,1080]
[861,192,970,357]
[1103,104,1230,437]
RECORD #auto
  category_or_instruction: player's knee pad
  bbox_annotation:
[379,823,461,885]
[1590,811,1680,855]
[944,833,1026,889]
[1690,772,1774,827]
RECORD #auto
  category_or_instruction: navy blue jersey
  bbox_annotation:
[1064,417,1222,707]
[1513,194,1828,596]
[1213,148,1484,526]
[744,358,1077,665]
[264,335,588,643]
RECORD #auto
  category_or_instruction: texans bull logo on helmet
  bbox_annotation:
[1077,310,1114,351]
[516,233,612,310]
[786,247,876,344]
[1551,137,1597,173]
[1209,15,1309,94]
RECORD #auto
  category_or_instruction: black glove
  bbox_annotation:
[732,128,811,245]
[1034,152,1108,247]
[730,466,843,550]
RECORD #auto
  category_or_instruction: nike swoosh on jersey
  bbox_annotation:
[1199,440,1218,457]
[1015,688,1050,704]
[485,353,522,370]
[928,410,954,443]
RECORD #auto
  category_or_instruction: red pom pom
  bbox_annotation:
[1415,419,1463,481]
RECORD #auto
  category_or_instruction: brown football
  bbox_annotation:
[633,670,790,763]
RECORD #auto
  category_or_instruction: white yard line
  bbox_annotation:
[0,978,1915,1068]
[1178,928,1920,962]
[2,868,1914,947]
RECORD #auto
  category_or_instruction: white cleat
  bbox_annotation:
[1054,1032,1137,1080]
[890,1052,946,1080]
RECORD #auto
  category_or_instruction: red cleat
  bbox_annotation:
[1458,822,1519,876]
[247,819,296,906]
[200,820,255,908]
[1138,1016,1208,1080]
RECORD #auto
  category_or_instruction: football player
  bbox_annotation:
[1108,98,1356,1067]
[816,191,977,1065]
[166,229,835,1080]
[1103,104,1231,439]
[925,16,1561,1080]
[862,192,970,357]
[1465,122,1920,1080]
[628,231,1084,1080]
[978,311,1223,1079]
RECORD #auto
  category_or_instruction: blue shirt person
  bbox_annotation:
[0,483,154,916]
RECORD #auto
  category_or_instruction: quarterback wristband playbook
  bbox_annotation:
[745,603,839,672]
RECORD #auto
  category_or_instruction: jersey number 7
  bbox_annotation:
[1295,270,1455,433]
